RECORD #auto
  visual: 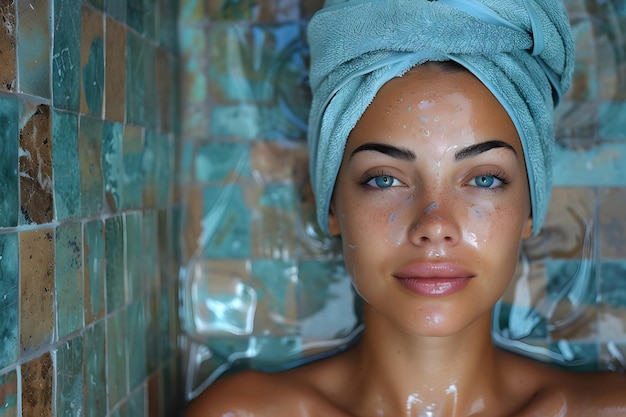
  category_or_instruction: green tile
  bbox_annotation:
[0,369,18,417]
[142,210,158,293]
[55,222,84,338]
[600,101,626,140]
[127,386,145,417]
[52,110,81,220]
[102,122,124,212]
[127,0,143,33]
[106,0,126,23]
[142,130,157,208]
[83,320,106,417]
[56,336,84,417]
[106,308,128,407]
[82,32,105,117]
[52,0,81,111]
[78,115,103,217]
[126,30,145,125]
[201,184,251,258]
[121,126,145,210]
[194,142,250,182]
[144,43,157,130]
[125,212,144,302]
[105,216,125,313]
[127,301,146,389]
[84,220,105,324]
[0,97,19,228]
[17,0,51,97]
[0,233,19,369]
[155,133,173,208]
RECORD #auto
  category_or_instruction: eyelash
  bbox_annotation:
[359,170,511,190]
[360,170,401,189]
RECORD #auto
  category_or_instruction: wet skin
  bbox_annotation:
[184,64,626,417]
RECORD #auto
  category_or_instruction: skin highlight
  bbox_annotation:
[184,63,626,417]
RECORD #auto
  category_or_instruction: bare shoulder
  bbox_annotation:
[183,365,350,417]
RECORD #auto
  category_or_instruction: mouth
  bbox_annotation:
[393,263,474,297]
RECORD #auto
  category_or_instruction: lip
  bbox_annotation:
[393,263,474,297]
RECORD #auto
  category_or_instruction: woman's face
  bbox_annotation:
[328,64,533,336]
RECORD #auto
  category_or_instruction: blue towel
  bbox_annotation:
[307,0,575,236]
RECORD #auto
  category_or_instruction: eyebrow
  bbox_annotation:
[350,143,416,161]
[454,140,517,161]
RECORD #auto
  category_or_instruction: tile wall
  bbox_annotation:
[0,0,182,415]
[175,0,626,401]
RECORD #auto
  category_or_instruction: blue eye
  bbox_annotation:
[367,175,399,188]
[470,175,501,188]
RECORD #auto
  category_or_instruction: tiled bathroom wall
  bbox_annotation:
[175,0,626,400]
[0,0,182,414]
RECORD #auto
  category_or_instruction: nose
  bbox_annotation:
[408,199,460,247]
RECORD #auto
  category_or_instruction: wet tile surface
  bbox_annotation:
[0,97,19,228]
[80,5,104,117]
[55,222,84,338]
[52,0,80,111]
[0,233,19,369]
[84,219,105,324]
[51,110,80,220]
[78,115,103,217]
[56,336,83,416]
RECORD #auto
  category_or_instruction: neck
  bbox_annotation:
[346,307,505,417]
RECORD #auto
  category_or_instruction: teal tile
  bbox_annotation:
[600,261,626,308]
[210,0,256,20]
[106,308,128,407]
[55,222,84,338]
[106,0,126,23]
[86,0,104,11]
[121,126,145,210]
[18,103,53,225]
[211,104,307,140]
[126,31,145,125]
[0,233,19,369]
[125,212,143,302]
[52,110,80,220]
[143,0,156,41]
[17,0,51,97]
[143,43,157,130]
[52,0,81,111]
[180,140,194,183]
[0,369,18,417]
[56,336,84,417]
[102,122,124,212]
[142,130,157,207]
[159,0,177,50]
[194,142,250,183]
[250,259,297,325]
[296,260,353,320]
[127,0,143,33]
[201,184,251,258]
[105,216,125,312]
[84,220,105,324]
[82,30,104,117]
[0,97,19,228]
[158,277,173,362]
[83,320,106,417]
[127,386,145,417]
[259,184,296,211]
[155,133,173,207]
[145,291,159,373]
[552,141,626,186]
[127,301,146,389]
[142,210,157,293]
[599,101,626,140]
[78,115,103,217]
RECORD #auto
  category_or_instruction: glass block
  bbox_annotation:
[105,17,126,123]
[121,125,144,210]
[80,5,104,117]
[83,320,106,417]
[17,0,50,98]
[19,103,53,225]
[0,369,17,417]
[56,336,83,417]
[84,220,105,324]
[52,0,80,111]
[0,97,19,228]
[21,352,53,416]
[19,229,54,352]
[52,110,80,220]
[127,301,147,389]
[55,222,84,339]
[200,184,251,258]
[105,216,125,313]
[194,141,250,183]
[0,233,19,370]
[102,121,124,213]
[126,0,143,33]
[126,31,145,125]
[78,115,103,217]
[0,0,17,92]
[125,212,144,302]
[106,308,128,407]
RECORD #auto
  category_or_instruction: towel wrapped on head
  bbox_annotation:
[307,0,575,236]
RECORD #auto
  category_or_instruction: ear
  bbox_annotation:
[328,200,341,236]
[521,216,533,239]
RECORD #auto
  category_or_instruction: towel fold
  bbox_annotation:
[307,0,575,235]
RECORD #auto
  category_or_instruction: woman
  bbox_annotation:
[185,1,626,415]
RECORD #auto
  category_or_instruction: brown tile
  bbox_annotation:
[21,351,53,417]
[20,229,54,352]
[156,47,171,134]
[599,188,626,259]
[105,16,126,123]
[250,140,308,184]
[19,103,53,225]
[0,0,17,91]
[147,372,161,417]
